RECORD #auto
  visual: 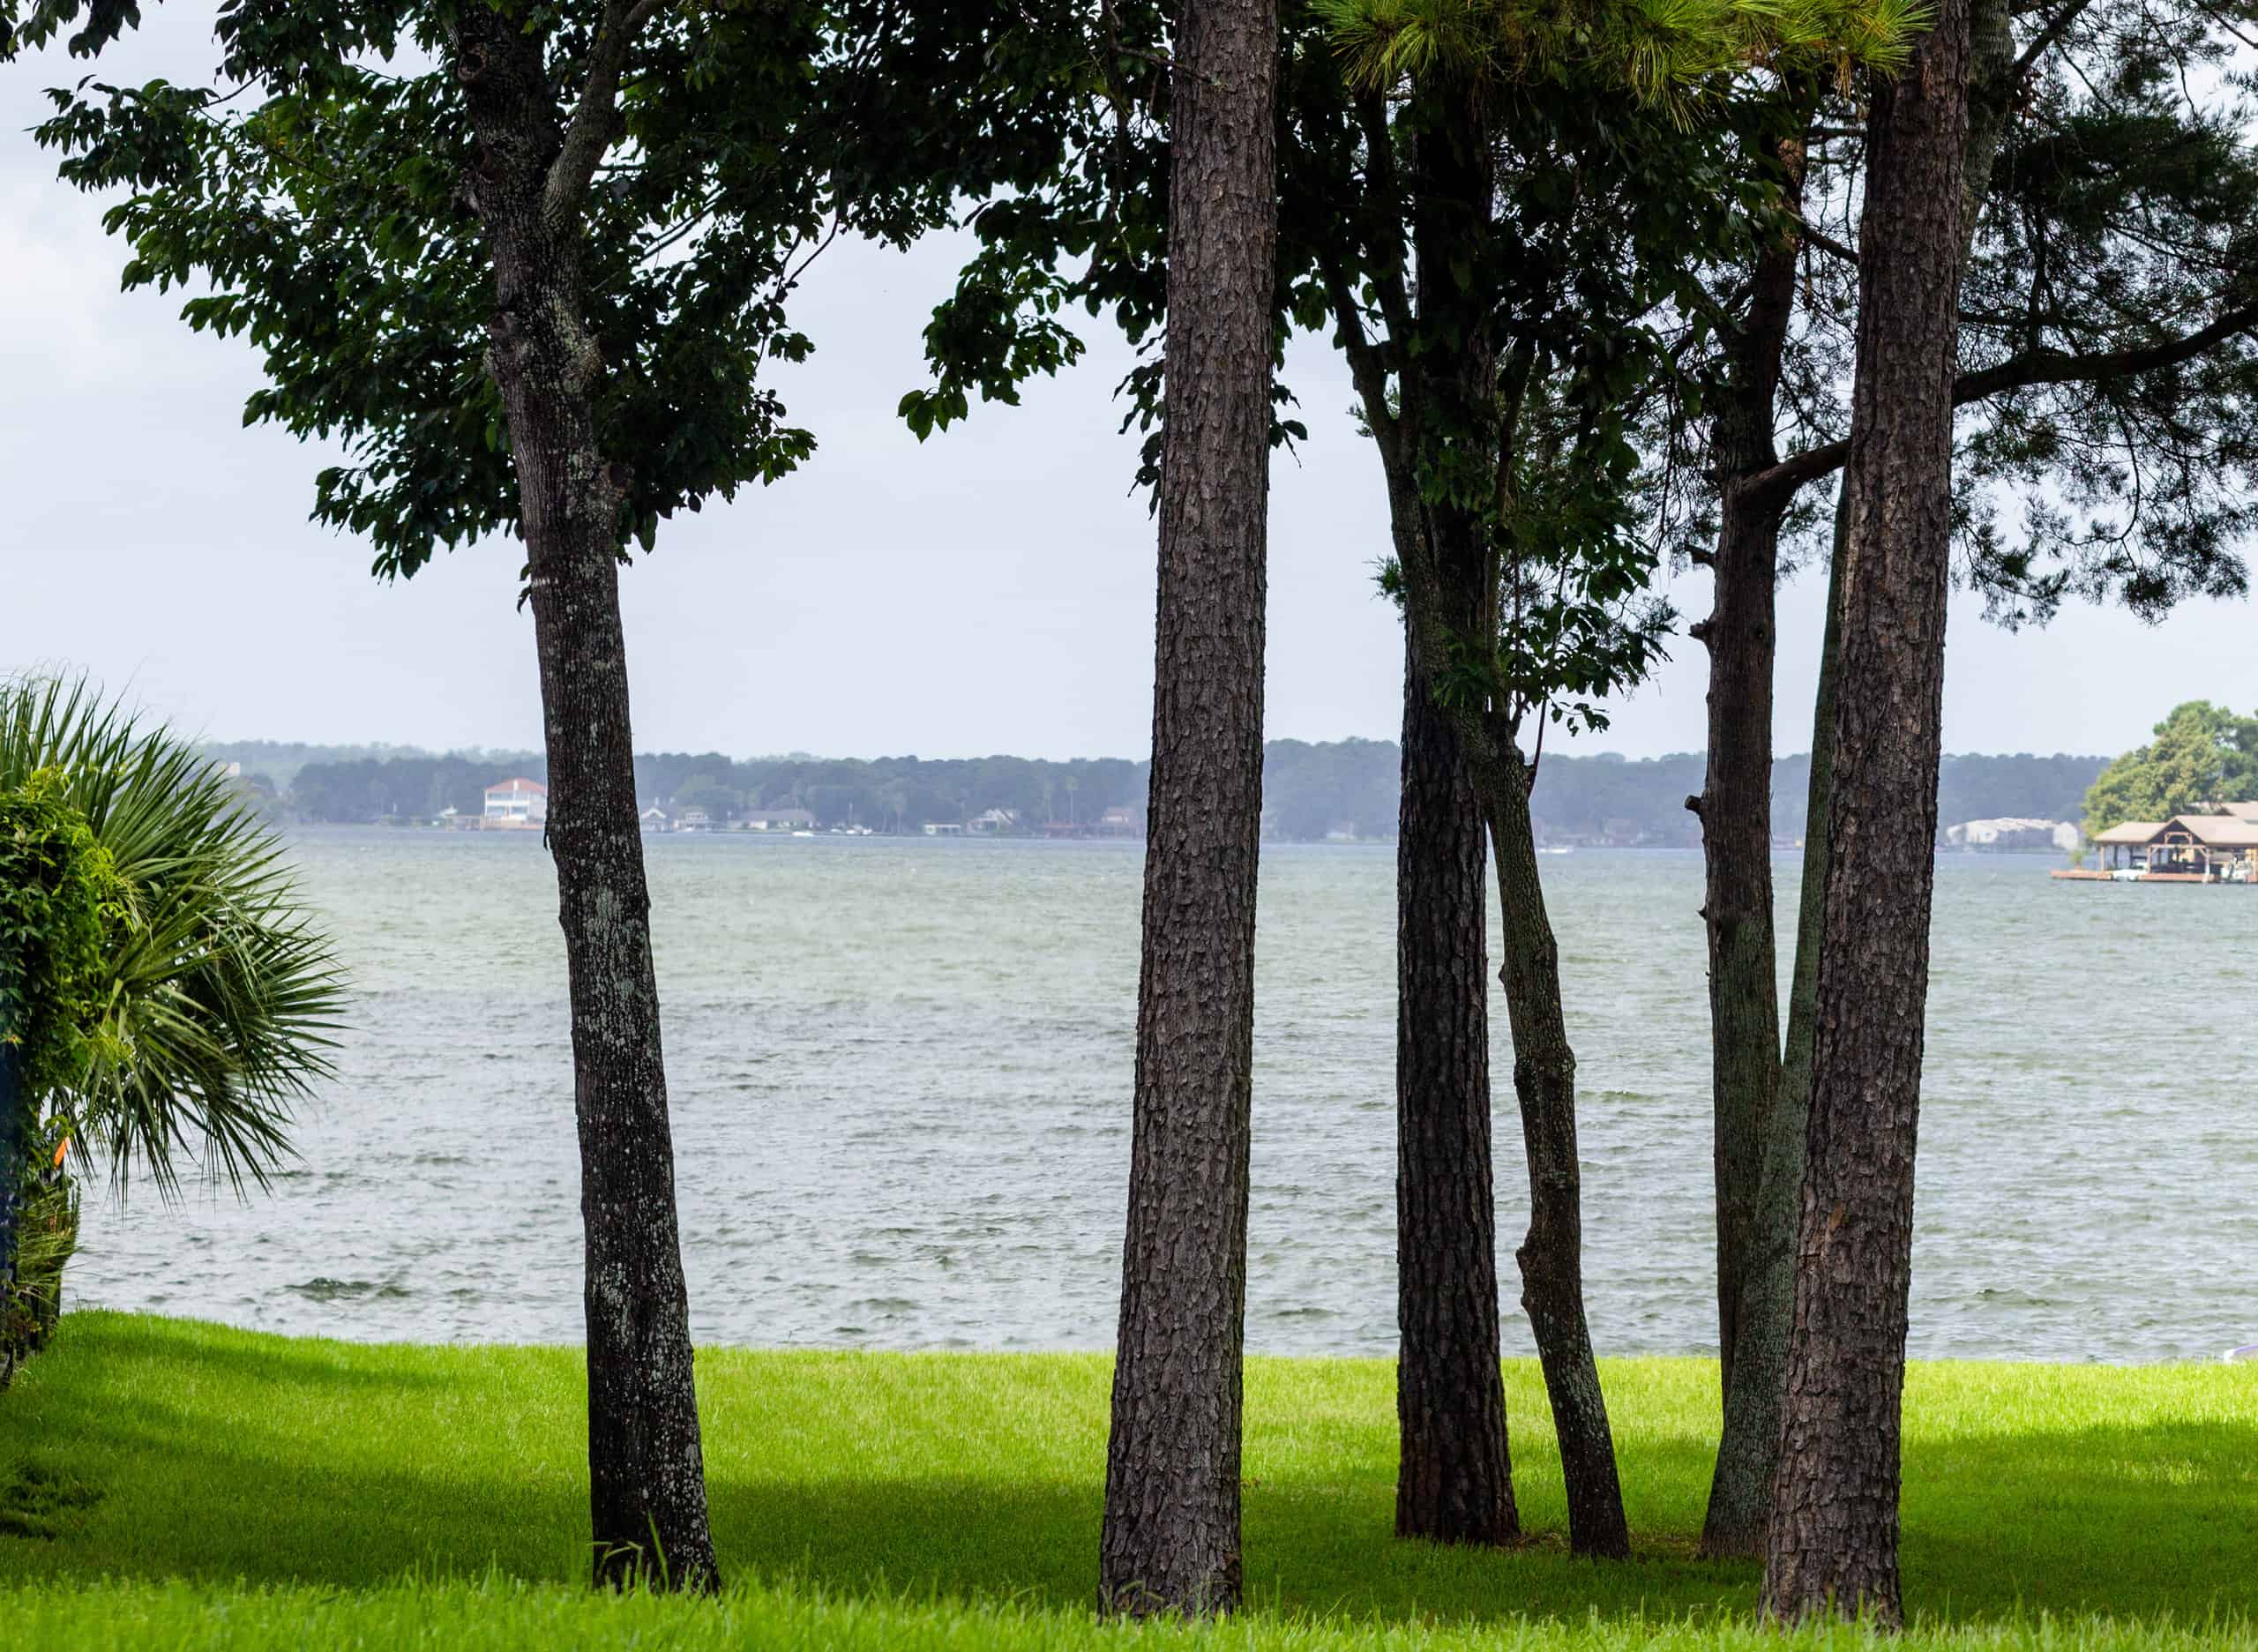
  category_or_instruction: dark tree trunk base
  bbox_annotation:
[1394,644,1517,1549]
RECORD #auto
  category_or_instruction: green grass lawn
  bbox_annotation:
[2,1311,2253,1648]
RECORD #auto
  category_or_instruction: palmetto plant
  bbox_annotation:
[0,676,342,1200]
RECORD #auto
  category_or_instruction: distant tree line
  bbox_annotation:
[1533,751,2105,847]
[275,741,2106,844]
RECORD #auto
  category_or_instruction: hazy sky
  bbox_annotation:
[4,15,2252,762]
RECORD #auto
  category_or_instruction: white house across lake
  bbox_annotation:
[482,777,548,829]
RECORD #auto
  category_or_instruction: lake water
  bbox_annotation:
[63,829,2258,1363]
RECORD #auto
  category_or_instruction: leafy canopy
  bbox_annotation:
[0,0,138,61]
[0,769,124,1104]
[1649,0,2258,628]
[1318,0,1925,112]
[2082,700,2258,837]
[35,2,1073,578]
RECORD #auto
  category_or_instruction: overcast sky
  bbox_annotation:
[4,16,2252,763]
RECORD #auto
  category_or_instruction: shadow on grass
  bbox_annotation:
[4,1317,2253,1627]
[25,1313,455,1394]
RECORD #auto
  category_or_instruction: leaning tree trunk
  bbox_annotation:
[1481,752,1631,1560]
[1097,0,1278,1619]
[456,14,719,1595]
[1761,0,1972,1623]
[1694,115,1809,1559]
[1395,520,1633,1559]
[1394,637,1517,1548]
[1694,124,1804,1406]
[1384,96,1627,1561]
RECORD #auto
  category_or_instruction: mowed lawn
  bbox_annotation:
[2,1311,2254,1648]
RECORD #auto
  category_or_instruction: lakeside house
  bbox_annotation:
[2064,803,2258,882]
[1947,817,2082,852]
[968,807,1020,835]
[640,806,669,833]
[923,820,966,836]
[482,777,547,829]
[742,808,815,833]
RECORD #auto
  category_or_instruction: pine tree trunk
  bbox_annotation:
[1381,100,1627,1563]
[1694,120,1807,1559]
[455,14,719,1595]
[1761,0,1971,1620]
[1484,758,1631,1560]
[1097,0,1277,1618]
[1703,489,1843,1558]
[1394,639,1517,1548]
[1716,5,2011,1551]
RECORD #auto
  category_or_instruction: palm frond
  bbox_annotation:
[2,674,346,1198]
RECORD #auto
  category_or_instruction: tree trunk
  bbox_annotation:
[1761,0,1971,1621]
[1694,116,1808,1559]
[455,13,720,1595]
[1770,0,2015,1130]
[1714,1,2012,1554]
[1394,638,1517,1548]
[0,1031,20,1386]
[1097,0,1277,1618]
[1703,488,1843,1558]
[1381,98,1627,1563]
[1483,756,1631,1560]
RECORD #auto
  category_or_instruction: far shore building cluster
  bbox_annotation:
[633,801,1145,838]
[443,783,2253,869]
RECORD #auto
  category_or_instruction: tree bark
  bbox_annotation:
[1374,100,1627,1563]
[1097,0,1277,1618]
[1761,0,1971,1621]
[1394,636,1518,1548]
[1484,752,1631,1560]
[0,1031,21,1385]
[1711,0,2013,1556]
[1694,116,1808,1559]
[1703,487,1843,1559]
[454,10,720,1595]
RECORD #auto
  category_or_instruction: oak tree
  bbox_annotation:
[39,0,1074,1588]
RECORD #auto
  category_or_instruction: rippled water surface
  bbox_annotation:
[67,830,2258,1362]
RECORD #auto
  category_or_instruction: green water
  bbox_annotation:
[64,830,2257,1361]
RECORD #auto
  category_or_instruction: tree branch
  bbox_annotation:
[1741,303,2258,508]
[1319,251,1402,475]
[2013,0,2096,79]
[1354,90,1415,345]
[546,0,668,228]
[1802,224,1858,266]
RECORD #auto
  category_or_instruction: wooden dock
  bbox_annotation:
[2051,868,2219,883]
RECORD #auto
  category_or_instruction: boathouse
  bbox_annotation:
[2076,804,2258,881]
